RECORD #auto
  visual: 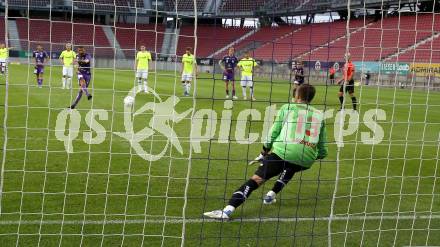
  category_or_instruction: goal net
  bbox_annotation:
[0,0,439,246]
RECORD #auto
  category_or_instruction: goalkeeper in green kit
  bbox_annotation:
[204,84,328,219]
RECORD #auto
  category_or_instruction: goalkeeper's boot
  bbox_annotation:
[263,191,276,205]
[203,210,230,220]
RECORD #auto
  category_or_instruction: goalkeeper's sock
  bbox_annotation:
[272,180,286,194]
[250,86,254,98]
[222,205,235,216]
[62,78,66,89]
[228,179,259,208]
[137,78,142,84]
[242,87,247,98]
[339,96,344,107]
[351,96,357,110]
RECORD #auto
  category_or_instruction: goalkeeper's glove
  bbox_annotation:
[248,146,271,165]
[262,145,271,155]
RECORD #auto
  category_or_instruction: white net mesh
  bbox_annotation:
[1,0,440,246]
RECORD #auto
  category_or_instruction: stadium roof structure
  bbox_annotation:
[0,0,435,17]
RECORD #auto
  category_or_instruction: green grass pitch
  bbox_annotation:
[0,64,439,246]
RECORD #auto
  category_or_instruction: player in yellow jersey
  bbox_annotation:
[181,47,197,96]
[135,45,152,93]
[59,43,76,89]
[0,43,14,76]
[237,51,258,101]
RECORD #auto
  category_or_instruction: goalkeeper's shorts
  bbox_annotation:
[254,153,308,180]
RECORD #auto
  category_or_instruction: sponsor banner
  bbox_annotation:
[302,61,343,71]
[197,57,213,66]
[409,63,440,77]
[353,61,380,74]
[380,62,409,75]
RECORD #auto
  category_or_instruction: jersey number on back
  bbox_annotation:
[286,110,321,144]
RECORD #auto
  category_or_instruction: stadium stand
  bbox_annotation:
[229,26,299,57]
[0,18,5,44]
[8,0,50,7]
[220,0,266,12]
[4,13,440,62]
[393,37,440,63]
[307,14,438,62]
[15,19,113,57]
[164,0,207,11]
[177,25,253,57]
[250,20,364,62]
[388,15,440,63]
[114,23,165,58]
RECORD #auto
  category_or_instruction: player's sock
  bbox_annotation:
[228,179,259,208]
[339,96,344,108]
[81,86,90,97]
[137,78,142,84]
[62,78,66,88]
[71,90,83,108]
[143,80,148,92]
[250,87,254,98]
[182,82,186,94]
[225,81,229,96]
[242,87,246,98]
[351,96,357,110]
[37,78,42,86]
[67,78,72,89]
[186,83,191,94]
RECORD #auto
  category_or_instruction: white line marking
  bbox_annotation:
[0,214,438,225]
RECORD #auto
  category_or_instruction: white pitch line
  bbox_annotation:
[0,215,439,225]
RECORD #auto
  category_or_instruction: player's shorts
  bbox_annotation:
[182,73,193,82]
[223,70,235,81]
[240,75,253,87]
[77,72,91,87]
[63,66,74,77]
[329,74,335,80]
[136,69,148,79]
[34,65,44,74]
[254,153,308,180]
[339,79,355,94]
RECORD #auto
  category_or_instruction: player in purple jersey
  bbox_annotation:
[219,47,238,99]
[292,60,305,86]
[33,45,49,88]
[69,46,92,109]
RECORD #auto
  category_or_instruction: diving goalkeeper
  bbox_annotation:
[204,84,328,219]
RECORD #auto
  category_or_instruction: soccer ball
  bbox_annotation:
[124,96,135,106]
